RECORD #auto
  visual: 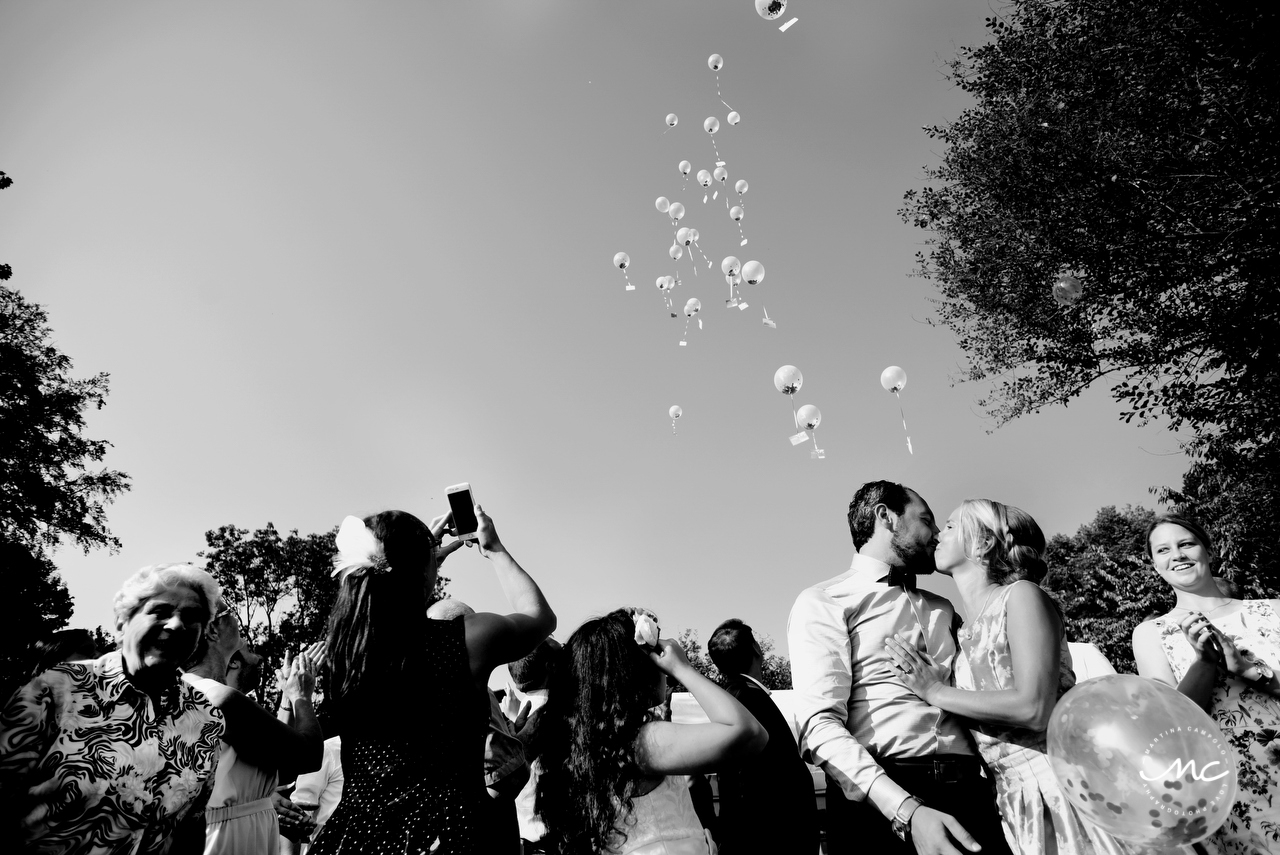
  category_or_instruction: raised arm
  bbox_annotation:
[887,581,1062,731]
[457,505,556,679]
[633,638,766,776]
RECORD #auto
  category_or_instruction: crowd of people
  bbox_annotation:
[1,482,1278,854]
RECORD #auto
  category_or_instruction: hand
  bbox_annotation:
[272,789,317,840]
[473,504,505,557]
[282,650,316,705]
[1179,612,1228,666]
[647,637,691,677]
[910,806,982,855]
[428,513,468,566]
[884,635,949,704]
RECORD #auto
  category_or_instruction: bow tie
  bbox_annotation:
[879,568,917,592]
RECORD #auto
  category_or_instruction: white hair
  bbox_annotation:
[113,564,221,638]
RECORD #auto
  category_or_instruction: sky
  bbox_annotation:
[0,1,1189,678]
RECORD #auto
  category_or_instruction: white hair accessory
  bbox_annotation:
[331,516,389,579]
[632,612,660,648]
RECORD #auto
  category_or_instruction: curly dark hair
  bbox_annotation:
[847,480,914,549]
[534,608,661,855]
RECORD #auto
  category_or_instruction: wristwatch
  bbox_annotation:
[891,796,925,843]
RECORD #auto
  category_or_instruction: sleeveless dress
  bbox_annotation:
[1153,600,1280,855]
[955,582,1141,855]
[309,618,488,855]
[605,775,712,855]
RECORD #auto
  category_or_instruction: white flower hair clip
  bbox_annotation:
[331,516,390,579]
[632,612,660,649]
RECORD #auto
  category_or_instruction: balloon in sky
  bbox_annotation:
[797,405,821,430]
[735,179,748,195]
[666,113,678,128]
[613,252,633,291]
[880,366,907,393]
[721,256,741,276]
[730,206,744,222]
[688,228,700,243]
[676,228,693,247]
[684,298,701,316]
[679,160,692,176]
[656,196,670,214]
[708,54,723,71]
[731,208,749,245]
[668,201,685,222]
[704,117,720,134]
[742,260,765,286]
[1047,675,1236,847]
[755,0,787,21]
[774,365,803,395]
[655,275,676,316]
[727,111,741,125]
[1053,274,1084,306]
[669,405,682,434]
[669,243,683,260]
[713,166,728,185]
[697,169,712,188]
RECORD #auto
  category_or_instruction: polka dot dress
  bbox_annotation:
[310,618,486,854]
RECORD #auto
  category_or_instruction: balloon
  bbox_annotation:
[697,169,712,188]
[880,366,907,393]
[669,405,682,419]
[727,111,741,125]
[679,160,692,176]
[668,202,685,221]
[774,365,802,395]
[755,0,787,21]
[1053,274,1084,306]
[669,244,683,260]
[708,54,723,71]
[689,228,700,242]
[655,196,670,214]
[1047,675,1237,847]
[613,252,630,270]
[665,113,678,128]
[741,260,764,285]
[684,298,701,316]
[730,206,745,223]
[704,117,720,134]
[735,179,748,195]
[728,271,741,286]
[664,275,676,291]
[713,166,728,184]
[676,228,693,247]
[656,276,668,291]
[721,256,741,276]
[797,405,821,431]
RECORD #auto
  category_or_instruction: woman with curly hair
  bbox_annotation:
[534,609,766,855]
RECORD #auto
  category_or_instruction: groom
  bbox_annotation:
[787,481,1010,855]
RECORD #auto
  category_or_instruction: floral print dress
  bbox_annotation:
[1153,599,1280,854]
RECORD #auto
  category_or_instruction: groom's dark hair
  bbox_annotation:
[708,618,755,679]
[848,481,913,549]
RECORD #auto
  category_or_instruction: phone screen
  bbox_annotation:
[448,489,478,536]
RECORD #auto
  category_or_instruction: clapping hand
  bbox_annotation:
[884,634,949,704]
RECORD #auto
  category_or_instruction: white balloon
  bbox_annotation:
[742,260,764,285]
[713,166,728,184]
[665,275,676,291]
[697,169,712,187]
[669,405,682,419]
[656,276,668,291]
[708,54,723,71]
[721,256,741,276]
[613,252,629,270]
[668,202,686,221]
[679,160,692,176]
[704,117,720,134]
[755,0,787,21]
[796,405,821,431]
[676,227,693,247]
[1053,274,1084,306]
[774,365,802,395]
[666,113,678,127]
[684,298,701,316]
[689,228,700,242]
[730,206,744,222]
[735,179,748,195]
[880,366,908,393]
[727,111,741,125]
[655,196,670,213]
[669,243,683,260]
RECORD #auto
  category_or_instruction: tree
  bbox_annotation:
[900,1,1280,469]
[0,170,130,696]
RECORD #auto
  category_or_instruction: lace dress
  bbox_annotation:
[309,618,487,855]
[1153,600,1280,854]
[604,775,712,855]
[955,582,1141,855]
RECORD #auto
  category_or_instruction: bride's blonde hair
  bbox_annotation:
[956,499,1048,586]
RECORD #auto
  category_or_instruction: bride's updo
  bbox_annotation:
[957,499,1048,585]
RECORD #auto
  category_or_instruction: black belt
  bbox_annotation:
[880,754,986,784]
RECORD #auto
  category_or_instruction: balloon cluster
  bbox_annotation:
[774,365,823,459]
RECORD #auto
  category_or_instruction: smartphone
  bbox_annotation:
[446,483,479,541]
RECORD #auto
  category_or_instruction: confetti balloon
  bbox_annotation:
[1053,274,1084,306]
[1047,675,1237,847]
[704,117,720,134]
[689,228,700,243]
[727,111,741,125]
[676,227,693,247]
[613,252,630,270]
[774,365,803,395]
[880,366,907,393]
[656,196,671,214]
[721,256,741,276]
[665,275,676,291]
[670,405,682,419]
[797,405,821,430]
[697,169,712,188]
[755,0,787,21]
[684,298,701,316]
[669,244,683,260]
[668,202,686,221]
[730,206,745,223]
[742,260,765,285]
[708,54,723,71]
[679,160,692,176]
[666,113,678,128]
[713,166,728,184]
[735,179,748,195]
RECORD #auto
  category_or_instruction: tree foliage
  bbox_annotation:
[0,541,74,699]
[900,1,1280,465]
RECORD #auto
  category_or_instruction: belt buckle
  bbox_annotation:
[935,759,962,784]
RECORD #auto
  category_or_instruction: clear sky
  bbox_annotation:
[1,1,1187,673]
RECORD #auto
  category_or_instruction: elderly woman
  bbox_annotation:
[0,564,226,854]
